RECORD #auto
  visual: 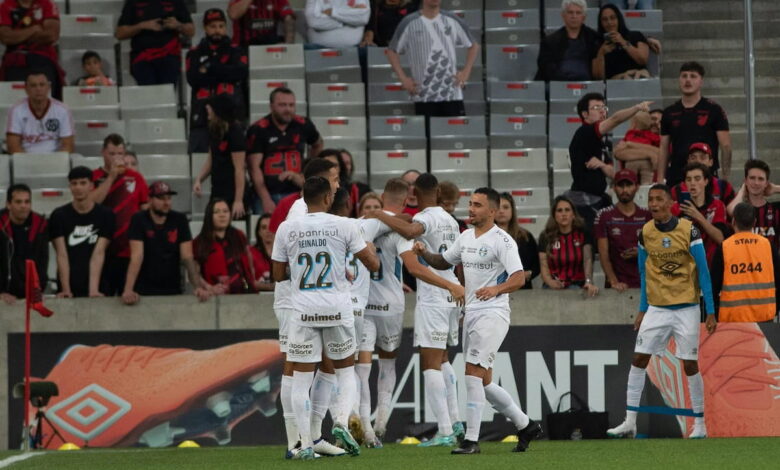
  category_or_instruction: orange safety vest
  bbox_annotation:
[719,231,776,322]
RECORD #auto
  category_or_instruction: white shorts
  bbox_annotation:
[353,307,364,351]
[462,312,509,370]
[286,321,357,363]
[361,314,403,352]
[414,305,460,349]
[274,307,292,354]
[635,304,701,360]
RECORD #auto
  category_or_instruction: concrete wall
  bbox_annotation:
[0,289,641,449]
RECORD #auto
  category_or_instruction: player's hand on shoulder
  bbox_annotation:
[412,241,426,256]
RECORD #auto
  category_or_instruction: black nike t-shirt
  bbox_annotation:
[127,210,191,295]
[48,203,115,296]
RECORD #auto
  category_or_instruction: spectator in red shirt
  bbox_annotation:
[194,198,256,294]
[671,142,735,207]
[91,133,150,295]
[228,0,295,46]
[438,180,467,232]
[249,213,275,291]
[0,0,63,98]
[115,0,194,86]
[671,162,730,265]
[614,110,659,185]
[268,157,339,232]
[538,195,598,297]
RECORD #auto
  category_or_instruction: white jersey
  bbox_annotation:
[7,98,74,153]
[272,212,366,326]
[413,206,460,307]
[366,211,413,316]
[442,224,523,321]
[348,218,390,308]
[273,197,308,310]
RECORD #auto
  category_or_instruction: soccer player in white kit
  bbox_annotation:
[272,176,380,460]
[414,188,542,455]
[371,173,467,446]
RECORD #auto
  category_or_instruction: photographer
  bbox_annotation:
[115,0,194,85]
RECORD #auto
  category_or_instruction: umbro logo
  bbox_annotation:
[46,384,131,442]
[660,262,682,273]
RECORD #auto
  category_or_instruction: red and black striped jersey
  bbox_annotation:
[538,229,593,287]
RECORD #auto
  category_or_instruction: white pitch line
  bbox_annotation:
[0,452,45,468]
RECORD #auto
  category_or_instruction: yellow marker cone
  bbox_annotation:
[58,443,81,451]
[178,440,200,448]
[502,435,519,443]
[400,436,421,445]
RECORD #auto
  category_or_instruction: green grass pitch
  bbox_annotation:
[0,439,777,469]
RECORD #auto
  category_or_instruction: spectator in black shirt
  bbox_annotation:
[49,166,115,298]
[497,192,539,289]
[361,0,417,47]
[116,0,194,85]
[593,3,650,79]
[193,94,248,219]
[122,182,211,304]
[536,0,601,82]
[186,8,248,153]
[658,61,731,186]
[567,92,651,230]
[246,87,323,214]
[0,184,48,303]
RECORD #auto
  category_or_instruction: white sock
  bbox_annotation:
[626,365,646,425]
[423,369,454,435]
[484,382,529,430]
[351,369,361,416]
[334,366,357,427]
[375,358,396,431]
[464,375,485,442]
[281,375,299,450]
[687,372,705,427]
[310,370,336,441]
[355,363,373,432]
[292,371,315,449]
[440,361,461,422]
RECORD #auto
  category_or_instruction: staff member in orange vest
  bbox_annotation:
[710,202,779,322]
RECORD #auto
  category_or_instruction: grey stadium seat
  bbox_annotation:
[486,44,538,82]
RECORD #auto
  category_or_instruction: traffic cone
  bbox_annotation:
[58,443,81,450]
[178,440,200,448]
[400,436,421,445]
[502,435,519,443]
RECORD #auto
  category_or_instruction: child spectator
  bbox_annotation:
[438,180,468,232]
[74,51,115,86]
[124,151,138,171]
[614,110,659,184]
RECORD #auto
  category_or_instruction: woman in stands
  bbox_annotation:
[338,149,372,217]
[496,192,540,290]
[193,95,247,220]
[593,3,651,79]
[249,213,275,292]
[358,192,383,217]
[361,0,418,47]
[194,199,256,294]
[538,196,599,297]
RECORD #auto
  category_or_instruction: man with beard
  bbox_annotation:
[594,169,651,291]
[246,87,323,214]
[186,8,248,153]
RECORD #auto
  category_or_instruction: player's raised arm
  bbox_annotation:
[413,241,452,270]
[372,210,425,240]
[355,246,380,273]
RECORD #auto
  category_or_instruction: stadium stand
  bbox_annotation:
[368,116,426,190]
[429,116,489,190]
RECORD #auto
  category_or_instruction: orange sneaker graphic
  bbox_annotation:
[35,340,283,448]
[647,323,780,437]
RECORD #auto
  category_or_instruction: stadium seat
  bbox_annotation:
[120,85,178,120]
[549,81,606,114]
[63,86,120,121]
[0,82,25,139]
[70,155,104,171]
[552,169,573,190]
[367,83,415,116]
[456,47,483,80]
[0,155,10,187]
[74,120,126,156]
[485,0,539,10]
[59,14,116,50]
[249,44,305,81]
[605,78,662,111]
[451,9,483,38]
[547,115,582,178]
[485,45,539,82]
[305,48,362,84]
[490,113,548,148]
[544,8,598,33]
[308,83,365,117]
[367,47,410,84]
[463,82,486,115]
[368,116,426,189]
[517,214,549,240]
[249,79,307,121]
[30,188,70,217]
[501,187,551,215]
[137,154,191,214]
[487,80,546,115]
[485,9,540,45]
[310,117,368,177]
[69,0,123,15]
[623,10,663,38]
[127,119,188,154]
[430,116,488,189]
[441,0,482,9]
[11,153,70,189]
[489,113,548,187]
[59,48,117,89]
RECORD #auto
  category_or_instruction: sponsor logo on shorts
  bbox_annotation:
[487,352,496,365]
[469,348,479,357]
[691,347,698,355]
[380,334,400,346]
[288,342,314,355]
[328,337,354,354]
[636,336,643,346]
[301,313,342,322]
[365,303,390,312]
[430,330,449,342]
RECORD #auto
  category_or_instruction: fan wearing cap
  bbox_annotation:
[228,0,295,47]
[122,181,211,305]
[186,8,248,153]
[671,162,731,265]
[670,142,735,207]
[594,168,651,291]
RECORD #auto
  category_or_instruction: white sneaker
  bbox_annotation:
[313,438,347,456]
[607,420,637,438]
[688,424,707,439]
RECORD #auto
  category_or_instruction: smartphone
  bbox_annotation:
[680,191,692,204]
